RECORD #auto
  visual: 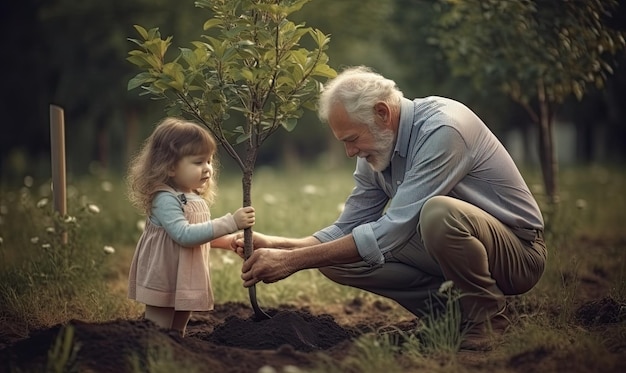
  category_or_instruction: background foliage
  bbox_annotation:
[1,0,625,183]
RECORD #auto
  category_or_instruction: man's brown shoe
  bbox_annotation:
[459,313,510,351]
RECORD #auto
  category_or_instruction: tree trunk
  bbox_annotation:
[241,146,270,319]
[242,148,257,259]
[537,80,559,205]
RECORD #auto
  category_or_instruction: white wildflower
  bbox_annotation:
[103,246,115,255]
[101,181,113,192]
[136,220,146,231]
[283,366,306,373]
[41,243,51,249]
[301,184,318,195]
[258,366,278,373]
[438,280,454,294]
[36,198,49,208]
[30,236,40,244]
[262,193,277,205]
[87,204,101,214]
[575,199,587,210]
[64,216,77,224]
[46,227,56,234]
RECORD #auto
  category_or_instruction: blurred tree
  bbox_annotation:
[384,0,521,136]
[281,0,398,169]
[430,0,626,204]
[126,0,335,316]
[4,0,626,181]
[0,0,208,179]
[38,0,210,173]
[0,0,49,179]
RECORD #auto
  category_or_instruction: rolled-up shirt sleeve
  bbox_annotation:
[313,159,389,262]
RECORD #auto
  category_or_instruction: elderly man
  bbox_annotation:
[240,66,546,350]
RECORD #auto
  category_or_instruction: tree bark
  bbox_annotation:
[242,147,256,259]
[537,80,559,205]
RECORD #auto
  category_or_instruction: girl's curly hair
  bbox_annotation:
[126,117,219,215]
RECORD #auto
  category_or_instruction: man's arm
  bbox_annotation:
[233,232,322,257]
[241,234,361,287]
[256,234,322,249]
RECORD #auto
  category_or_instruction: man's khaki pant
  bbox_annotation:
[319,196,547,323]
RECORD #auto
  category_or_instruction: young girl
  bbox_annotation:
[126,117,255,336]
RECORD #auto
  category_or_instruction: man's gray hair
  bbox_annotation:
[318,66,403,126]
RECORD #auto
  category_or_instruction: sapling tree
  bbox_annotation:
[126,0,336,315]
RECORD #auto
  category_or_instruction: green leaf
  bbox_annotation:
[239,68,254,82]
[310,29,331,48]
[179,48,197,68]
[255,0,311,18]
[127,38,144,48]
[127,72,154,91]
[133,25,149,40]
[312,64,337,78]
[126,54,147,68]
[281,118,298,132]
[203,18,223,31]
[236,133,251,144]
[194,0,213,9]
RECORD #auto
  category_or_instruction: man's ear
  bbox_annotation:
[374,102,391,126]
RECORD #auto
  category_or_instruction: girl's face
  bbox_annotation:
[168,153,213,193]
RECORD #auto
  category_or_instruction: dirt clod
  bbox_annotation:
[575,297,626,326]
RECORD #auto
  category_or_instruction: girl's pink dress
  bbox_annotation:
[128,188,214,311]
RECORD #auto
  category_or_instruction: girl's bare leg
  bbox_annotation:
[171,311,192,336]
[144,305,175,329]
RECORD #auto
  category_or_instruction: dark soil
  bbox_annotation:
[0,301,419,373]
[1,296,624,373]
[204,307,354,351]
[575,297,626,326]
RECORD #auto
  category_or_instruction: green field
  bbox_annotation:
[1,164,625,372]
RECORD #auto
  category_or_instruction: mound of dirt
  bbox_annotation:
[575,297,626,326]
[205,308,354,351]
[0,302,370,373]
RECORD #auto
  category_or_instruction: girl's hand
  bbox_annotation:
[233,231,274,258]
[233,206,255,230]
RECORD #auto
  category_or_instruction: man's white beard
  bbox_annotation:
[367,126,395,172]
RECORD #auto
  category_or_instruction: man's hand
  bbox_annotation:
[240,234,360,287]
[241,248,294,287]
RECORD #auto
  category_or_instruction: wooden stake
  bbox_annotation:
[50,105,68,244]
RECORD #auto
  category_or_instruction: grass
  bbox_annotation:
[1,163,625,371]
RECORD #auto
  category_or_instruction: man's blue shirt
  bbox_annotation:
[314,97,544,266]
